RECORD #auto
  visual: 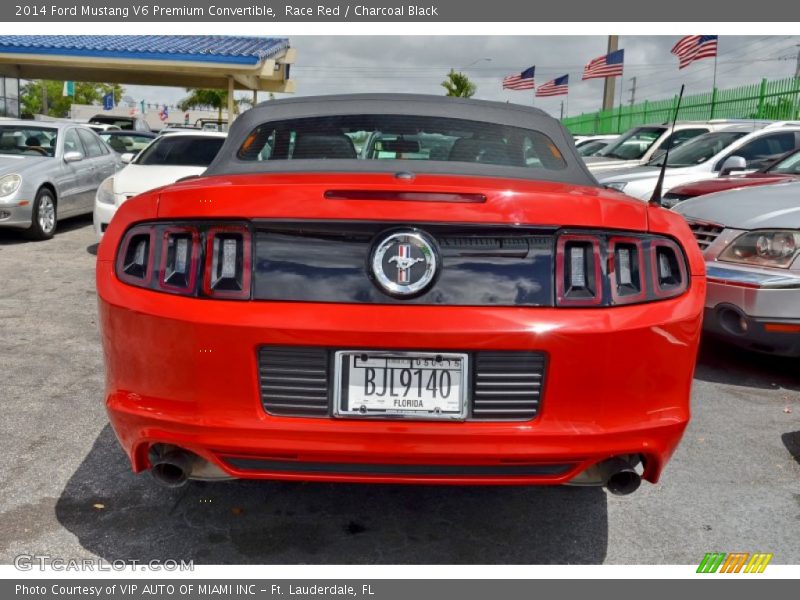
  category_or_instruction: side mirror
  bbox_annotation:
[63,150,84,163]
[719,155,747,176]
[120,152,135,164]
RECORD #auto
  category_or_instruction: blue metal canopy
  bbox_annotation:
[0,35,290,66]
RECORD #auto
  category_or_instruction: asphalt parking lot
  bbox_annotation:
[0,215,798,565]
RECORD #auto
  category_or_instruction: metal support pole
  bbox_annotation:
[227,76,235,124]
[602,35,619,111]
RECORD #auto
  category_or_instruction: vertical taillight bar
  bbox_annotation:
[608,236,646,305]
[650,238,688,298]
[555,234,603,306]
[158,226,201,294]
[115,225,156,287]
[202,225,252,300]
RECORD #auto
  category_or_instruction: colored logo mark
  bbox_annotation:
[697,552,773,573]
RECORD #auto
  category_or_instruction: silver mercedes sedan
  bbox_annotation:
[0,120,119,239]
[673,181,800,356]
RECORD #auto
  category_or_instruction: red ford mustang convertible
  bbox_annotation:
[97,95,705,495]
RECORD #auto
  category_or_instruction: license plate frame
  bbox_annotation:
[333,350,469,420]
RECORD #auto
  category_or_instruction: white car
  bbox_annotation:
[575,135,619,157]
[584,120,760,174]
[599,123,800,201]
[93,131,226,237]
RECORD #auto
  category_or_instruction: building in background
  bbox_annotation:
[0,76,19,117]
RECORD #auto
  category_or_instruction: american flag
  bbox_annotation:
[671,35,718,69]
[502,66,535,90]
[536,74,569,97]
[582,49,625,80]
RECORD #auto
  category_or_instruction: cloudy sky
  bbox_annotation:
[124,35,800,119]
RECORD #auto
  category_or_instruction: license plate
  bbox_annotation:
[334,351,468,420]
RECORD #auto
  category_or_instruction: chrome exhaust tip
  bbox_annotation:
[150,450,194,488]
[602,457,642,496]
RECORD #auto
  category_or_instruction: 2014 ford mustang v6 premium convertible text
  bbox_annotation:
[96,94,705,495]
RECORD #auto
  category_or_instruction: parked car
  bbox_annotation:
[96,94,704,494]
[97,130,157,155]
[85,123,121,133]
[674,181,800,356]
[600,123,800,200]
[89,114,152,132]
[0,120,119,239]
[575,134,618,148]
[196,118,228,132]
[93,131,226,236]
[663,147,800,207]
[584,120,740,173]
[576,136,618,157]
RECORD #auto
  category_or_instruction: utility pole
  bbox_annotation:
[628,76,637,107]
[795,44,800,78]
[602,35,619,111]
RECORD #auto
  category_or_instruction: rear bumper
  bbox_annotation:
[98,260,704,486]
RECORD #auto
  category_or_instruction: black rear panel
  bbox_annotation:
[253,221,555,306]
[258,346,545,421]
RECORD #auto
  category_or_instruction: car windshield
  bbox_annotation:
[90,117,135,130]
[0,126,58,157]
[99,133,154,154]
[236,114,568,170]
[768,150,800,175]
[596,126,665,160]
[647,131,748,167]
[135,135,225,167]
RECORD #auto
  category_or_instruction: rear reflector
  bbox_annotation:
[763,323,800,333]
[324,190,486,203]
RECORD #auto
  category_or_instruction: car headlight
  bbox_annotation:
[718,230,800,268]
[605,182,627,192]
[0,174,22,197]
[96,176,115,206]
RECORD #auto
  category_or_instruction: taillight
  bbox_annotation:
[555,231,688,307]
[116,225,155,286]
[202,225,252,299]
[608,236,646,305]
[651,238,688,298]
[158,226,200,293]
[556,234,603,306]
[115,221,252,300]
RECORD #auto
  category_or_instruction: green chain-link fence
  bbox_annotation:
[561,77,800,135]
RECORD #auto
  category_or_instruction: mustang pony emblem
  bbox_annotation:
[389,254,424,271]
[389,243,423,284]
[371,232,438,296]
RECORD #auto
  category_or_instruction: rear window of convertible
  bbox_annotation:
[236,114,568,170]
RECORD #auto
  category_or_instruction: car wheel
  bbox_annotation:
[27,188,57,240]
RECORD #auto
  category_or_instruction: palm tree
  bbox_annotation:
[178,88,251,121]
[441,70,477,98]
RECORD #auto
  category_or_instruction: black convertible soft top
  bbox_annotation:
[204,93,599,187]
